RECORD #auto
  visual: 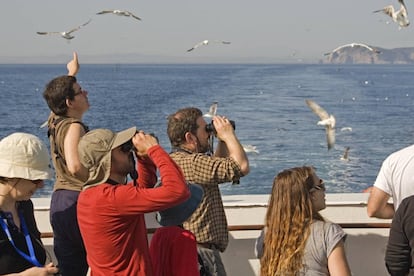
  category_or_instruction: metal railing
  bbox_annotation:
[40,222,391,239]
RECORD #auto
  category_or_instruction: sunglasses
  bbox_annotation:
[120,140,134,153]
[313,181,326,191]
[73,88,86,96]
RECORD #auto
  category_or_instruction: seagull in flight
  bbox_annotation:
[96,10,142,21]
[305,99,336,150]
[36,19,92,40]
[187,40,231,52]
[242,144,259,154]
[373,0,409,29]
[203,101,218,118]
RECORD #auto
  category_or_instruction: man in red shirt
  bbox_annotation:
[76,127,189,276]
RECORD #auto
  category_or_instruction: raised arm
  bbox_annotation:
[133,131,159,187]
[67,52,79,76]
[213,116,249,175]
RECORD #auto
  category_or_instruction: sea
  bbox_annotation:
[1,63,414,198]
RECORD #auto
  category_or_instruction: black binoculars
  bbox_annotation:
[120,132,158,153]
[205,120,235,134]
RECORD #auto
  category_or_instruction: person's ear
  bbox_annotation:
[184,132,197,145]
[65,98,73,108]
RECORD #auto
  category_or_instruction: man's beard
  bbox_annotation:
[197,141,211,153]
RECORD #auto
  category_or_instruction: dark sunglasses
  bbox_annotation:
[73,88,86,96]
[120,140,134,153]
[313,181,326,191]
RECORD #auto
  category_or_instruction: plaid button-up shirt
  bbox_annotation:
[170,151,243,252]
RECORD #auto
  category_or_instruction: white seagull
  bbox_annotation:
[187,40,231,52]
[324,43,381,56]
[242,144,259,154]
[373,0,409,29]
[96,10,142,21]
[203,101,218,118]
[305,99,336,150]
[36,19,92,40]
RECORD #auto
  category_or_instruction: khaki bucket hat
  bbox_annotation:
[0,132,52,180]
[78,127,136,187]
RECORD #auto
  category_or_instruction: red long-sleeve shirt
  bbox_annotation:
[77,145,189,276]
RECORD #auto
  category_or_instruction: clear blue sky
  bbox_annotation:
[1,0,413,63]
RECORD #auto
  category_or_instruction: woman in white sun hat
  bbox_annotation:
[0,132,59,275]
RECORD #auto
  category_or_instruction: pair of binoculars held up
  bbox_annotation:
[205,120,235,134]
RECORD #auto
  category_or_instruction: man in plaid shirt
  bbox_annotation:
[167,107,250,276]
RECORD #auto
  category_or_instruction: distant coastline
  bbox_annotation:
[322,44,414,64]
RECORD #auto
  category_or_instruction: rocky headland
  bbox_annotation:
[322,43,414,64]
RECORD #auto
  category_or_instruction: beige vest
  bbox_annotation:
[48,115,88,191]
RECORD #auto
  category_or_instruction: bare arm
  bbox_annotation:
[327,240,352,276]
[67,52,79,76]
[213,116,249,175]
[64,123,88,180]
[367,186,394,219]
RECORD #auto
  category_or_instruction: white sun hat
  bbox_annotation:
[0,132,52,180]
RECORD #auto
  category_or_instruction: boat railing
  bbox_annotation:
[40,222,391,238]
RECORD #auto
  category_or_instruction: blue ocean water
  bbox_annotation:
[1,63,414,197]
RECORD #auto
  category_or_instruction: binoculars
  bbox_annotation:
[205,120,235,134]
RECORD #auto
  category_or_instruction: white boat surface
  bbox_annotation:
[33,193,391,276]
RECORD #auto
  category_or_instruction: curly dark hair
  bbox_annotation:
[167,107,202,148]
[43,75,77,116]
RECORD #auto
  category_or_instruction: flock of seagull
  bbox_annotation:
[36,9,231,52]
[36,6,405,160]
[314,0,410,157]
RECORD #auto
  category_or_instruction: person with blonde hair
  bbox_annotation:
[255,166,351,276]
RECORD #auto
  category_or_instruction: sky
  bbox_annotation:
[1,0,414,64]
